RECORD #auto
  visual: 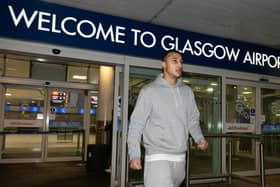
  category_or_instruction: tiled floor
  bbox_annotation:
[0,161,279,187]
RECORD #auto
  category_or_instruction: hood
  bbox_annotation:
[154,73,184,88]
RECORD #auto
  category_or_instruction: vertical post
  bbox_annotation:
[82,130,85,162]
[259,142,265,187]
[120,61,129,187]
[185,140,190,187]
[111,65,120,187]
[228,139,232,186]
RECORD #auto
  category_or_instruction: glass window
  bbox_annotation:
[31,62,66,81]
[67,65,88,83]
[4,87,45,120]
[5,55,30,78]
[0,53,3,76]
[88,66,99,84]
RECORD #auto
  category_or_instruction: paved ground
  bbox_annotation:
[0,161,279,187]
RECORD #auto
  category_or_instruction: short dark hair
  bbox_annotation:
[161,49,182,62]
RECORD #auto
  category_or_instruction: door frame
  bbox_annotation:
[225,78,280,176]
[0,80,97,163]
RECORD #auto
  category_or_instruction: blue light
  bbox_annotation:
[4,105,9,111]
[28,106,40,112]
[90,109,96,115]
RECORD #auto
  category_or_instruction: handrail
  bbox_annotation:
[204,133,263,140]
[186,133,265,187]
[126,133,266,187]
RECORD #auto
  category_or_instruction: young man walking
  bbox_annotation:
[127,50,208,187]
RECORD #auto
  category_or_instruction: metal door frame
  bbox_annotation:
[225,78,280,176]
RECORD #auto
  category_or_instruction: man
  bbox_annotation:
[127,50,208,187]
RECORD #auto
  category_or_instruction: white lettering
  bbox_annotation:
[202,43,213,58]
[267,55,277,68]
[96,23,114,41]
[193,41,202,56]
[131,28,141,46]
[38,11,51,32]
[226,47,240,62]
[8,6,38,28]
[61,17,77,36]
[51,14,61,33]
[140,31,156,48]
[115,26,126,44]
[77,20,96,38]
[181,39,193,55]
[161,35,175,50]
[214,45,226,60]
[243,51,254,64]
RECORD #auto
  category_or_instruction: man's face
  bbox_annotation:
[161,52,183,79]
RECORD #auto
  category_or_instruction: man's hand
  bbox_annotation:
[129,159,142,170]
[197,139,208,150]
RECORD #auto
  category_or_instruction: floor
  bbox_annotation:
[0,161,279,187]
[0,161,110,187]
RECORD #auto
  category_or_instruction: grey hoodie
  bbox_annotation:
[127,74,204,160]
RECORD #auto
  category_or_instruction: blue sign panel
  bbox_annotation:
[0,0,279,76]
[261,123,280,133]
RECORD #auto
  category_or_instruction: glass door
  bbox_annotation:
[127,66,222,184]
[1,86,45,160]
[260,88,280,170]
[0,85,87,161]
[46,88,85,159]
[225,81,257,172]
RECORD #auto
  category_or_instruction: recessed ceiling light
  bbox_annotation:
[73,75,87,80]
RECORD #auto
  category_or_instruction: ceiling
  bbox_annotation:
[43,0,280,50]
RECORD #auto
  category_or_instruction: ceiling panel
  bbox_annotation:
[42,0,280,49]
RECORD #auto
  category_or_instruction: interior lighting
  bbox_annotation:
[36,58,46,62]
[242,91,252,95]
[73,75,87,80]
[210,82,217,86]
[206,87,214,92]
[5,93,12,96]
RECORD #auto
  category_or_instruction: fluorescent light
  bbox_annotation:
[210,82,217,86]
[5,93,12,96]
[183,80,190,83]
[206,87,214,92]
[73,75,87,80]
[242,91,252,94]
[36,58,46,62]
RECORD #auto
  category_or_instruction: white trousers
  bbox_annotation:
[144,160,185,187]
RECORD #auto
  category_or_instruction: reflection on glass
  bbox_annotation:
[128,67,222,183]
[67,66,88,83]
[5,56,30,78]
[226,84,256,172]
[31,62,66,81]
[226,85,256,124]
[261,88,280,169]
[0,53,3,76]
[47,89,84,157]
[3,87,45,159]
[89,92,98,144]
